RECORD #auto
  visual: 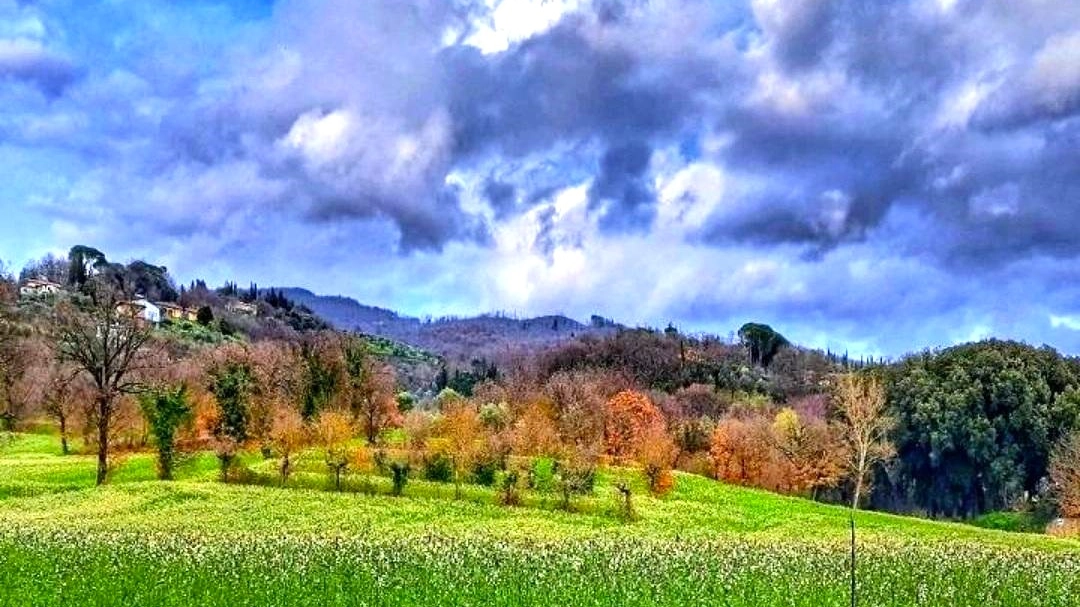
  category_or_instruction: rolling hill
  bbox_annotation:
[279,287,622,365]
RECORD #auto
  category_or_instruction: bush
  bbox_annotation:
[530,457,557,493]
[970,511,1048,534]
[471,456,501,486]
[424,451,454,483]
[390,461,410,497]
[497,469,523,507]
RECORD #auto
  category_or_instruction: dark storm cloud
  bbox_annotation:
[442,23,710,158]
[482,177,517,217]
[8,0,1080,356]
[587,141,656,233]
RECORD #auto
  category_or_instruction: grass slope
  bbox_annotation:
[1,432,1079,606]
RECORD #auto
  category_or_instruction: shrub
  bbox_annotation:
[139,385,192,481]
[471,456,501,486]
[389,461,410,497]
[614,478,636,521]
[497,468,523,507]
[555,459,595,511]
[424,451,454,483]
[530,457,557,494]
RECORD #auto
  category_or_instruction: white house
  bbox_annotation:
[19,277,63,297]
[118,298,161,325]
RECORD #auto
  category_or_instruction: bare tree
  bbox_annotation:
[55,282,154,485]
[42,361,88,455]
[833,373,895,509]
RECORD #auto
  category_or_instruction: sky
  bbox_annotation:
[1,0,1079,357]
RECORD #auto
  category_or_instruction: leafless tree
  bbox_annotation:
[833,373,895,509]
[55,282,155,485]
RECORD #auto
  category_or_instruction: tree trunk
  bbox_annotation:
[59,413,69,456]
[96,398,110,486]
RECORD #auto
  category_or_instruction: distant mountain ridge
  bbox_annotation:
[279,288,621,365]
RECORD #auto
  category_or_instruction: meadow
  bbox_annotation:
[2,431,1079,606]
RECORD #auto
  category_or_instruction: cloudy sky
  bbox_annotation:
[1,0,1079,356]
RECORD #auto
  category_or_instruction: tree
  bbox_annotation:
[55,283,155,485]
[315,410,354,491]
[888,341,1080,517]
[555,447,596,511]
[511,401,562,457]
[196,306,214,326]
[833,373,894,509]
[0,260,15,305]
[604,390,664,459]
[769,408,846,498]
[208,359,253,481]
[66,245,107,288]
[41,362,87,455]
[0,329,38,431]
[19,254,69,285]
[637,423,676,495]
[270,405,308,486]
[442,402,484,499]
[1050,432,1080,518]
[300,336,342,420]
[710,417,775,487]
[737,323,789,369]
[139,385,192,480]
[250,341,303,457]
[343,338,399,444]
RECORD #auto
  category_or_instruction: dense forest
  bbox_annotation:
[3,246,1080,526]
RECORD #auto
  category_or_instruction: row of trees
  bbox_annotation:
[7,257,1080,521]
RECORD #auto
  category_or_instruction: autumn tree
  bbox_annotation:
[343,338,399,444]
[709,417,775,487]
[270,405,308,486]
[250,341,303,456]
[637,423,676,495]
[604,390,664,459]
[1050,432,1080,518]
[544,370,611,452]
[139,385,193,480]
[442,402,484,498]
[770,408,846,498]
[511,401,562,457]
[55,282,155,485]
[316,410,354,491]
[833,373,895,509]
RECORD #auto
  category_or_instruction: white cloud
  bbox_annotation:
[465,0,583,54]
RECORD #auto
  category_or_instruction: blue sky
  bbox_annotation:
[1,0,1079,357]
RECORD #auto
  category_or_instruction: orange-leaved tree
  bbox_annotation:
[604,390,664,460]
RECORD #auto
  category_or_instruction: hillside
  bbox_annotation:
[2,431,1078,606]
[280,287,622,364]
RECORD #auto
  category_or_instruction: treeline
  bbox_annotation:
[5,253,1080,524]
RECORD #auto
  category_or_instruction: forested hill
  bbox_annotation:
[279,287,622,364]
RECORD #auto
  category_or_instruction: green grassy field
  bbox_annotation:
[1,431,1079,606]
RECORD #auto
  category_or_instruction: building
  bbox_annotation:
[19,277,63,297]
[117,298,161,325]
[157,302,199,323]
[226,301,258,316]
